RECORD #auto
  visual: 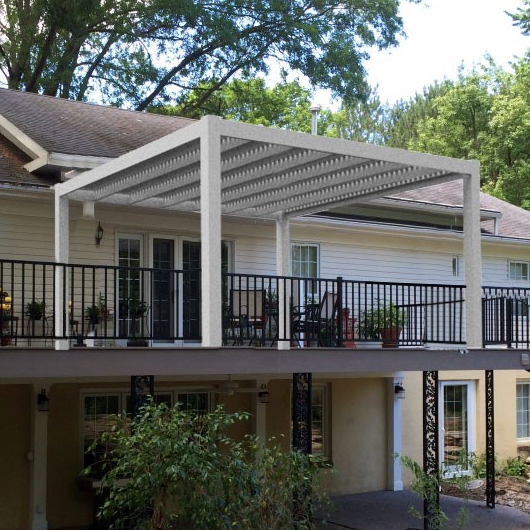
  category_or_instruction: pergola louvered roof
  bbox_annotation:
[56,116,478,219]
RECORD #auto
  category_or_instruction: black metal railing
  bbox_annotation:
[483,286,530,348]
[0,258,466,347]
[223,273,466,346]
[0,259,201,345]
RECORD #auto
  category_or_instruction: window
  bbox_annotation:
[291,243,319,279]
[517,382,530,439]
[452,256,460,277]
[509,261,529,282]
[83,394,119,470]
[82,390,212,472]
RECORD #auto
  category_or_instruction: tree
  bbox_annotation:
[0,0,416,110]
[86,402,329,530]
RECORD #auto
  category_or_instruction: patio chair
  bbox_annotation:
[292,291,339,347]
[229,289,266,345]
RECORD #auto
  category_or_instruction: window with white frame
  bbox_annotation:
[517,382,530,439]
[82,390,211,471]
[291,243,319,279]
[509,261,529,282]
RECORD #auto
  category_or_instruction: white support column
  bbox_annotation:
[54,192,69,350]
[200,116,222,347]
[463,166,482,348]
[387,373,404,491]
[276,214,290,350]
[30,384,49,530]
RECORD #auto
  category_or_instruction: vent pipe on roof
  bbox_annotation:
[309,104,321,135]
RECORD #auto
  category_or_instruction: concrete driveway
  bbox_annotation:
[315,490,530,530]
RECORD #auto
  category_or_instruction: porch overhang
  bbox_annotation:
[55,115,477,219]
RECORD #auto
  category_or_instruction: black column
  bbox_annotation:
[423,370,439,530]
[130,375,155,417]
[292,373,312,453]
[485,369,495,508]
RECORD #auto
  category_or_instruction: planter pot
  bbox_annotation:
[127,339,148,347]
[380,327,402,348]
[358,340,383,349]
[1,336,11,346]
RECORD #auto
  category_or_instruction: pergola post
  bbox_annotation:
[423,370,439,530]
[54,192,69,350]
[276,214,290,350]
[200,116,222,347]
[463,166,482,347]
[292,372,312,453]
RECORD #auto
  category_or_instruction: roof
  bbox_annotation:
[0,135,57,188]
[0,88,195,158]
[389,180,530,239]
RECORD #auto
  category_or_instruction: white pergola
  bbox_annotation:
[54,115,483,349]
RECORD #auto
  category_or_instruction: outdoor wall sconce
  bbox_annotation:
[394,382,406,400]
[258,384,269,404]
[37,389,49,412]
[95,222,104,246]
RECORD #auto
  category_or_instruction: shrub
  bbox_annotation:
[502,456,528,477]
[85,401,330,530]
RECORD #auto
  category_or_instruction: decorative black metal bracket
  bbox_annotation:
[485,369,495,508]
[130,375,154,417]
[292,373,312,454]
[423,370,439,530]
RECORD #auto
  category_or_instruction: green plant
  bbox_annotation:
[129,299,148,317]
[85,304,100,324]
[266,289,278,304]
[502,456,528,477]
[358,302,408,340]
[85,402,331,530]
[25,300,46,320]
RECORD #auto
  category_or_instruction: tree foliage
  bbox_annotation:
[85,402,330,530]
[0,0,416,109]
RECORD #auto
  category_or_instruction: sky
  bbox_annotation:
[308,0,530,107]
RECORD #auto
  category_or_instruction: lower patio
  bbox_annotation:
[315,490,530,530]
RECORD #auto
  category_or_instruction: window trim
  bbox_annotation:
[516,380,530,441]
[508,260,530,283]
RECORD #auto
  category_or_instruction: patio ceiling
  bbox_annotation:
[56,116,478,220]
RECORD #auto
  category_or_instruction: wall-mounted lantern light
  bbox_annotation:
[258,384,269,404]
[37,389,49,412]
[394,382,406,400]
[95,222,104,246]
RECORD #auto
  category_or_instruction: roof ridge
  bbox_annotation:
[0,87,197,123]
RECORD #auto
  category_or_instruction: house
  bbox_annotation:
[0,88,527,530]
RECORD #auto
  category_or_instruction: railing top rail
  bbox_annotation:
[0,258,194,275]
[225,271,465,289]
[483,285,530,291]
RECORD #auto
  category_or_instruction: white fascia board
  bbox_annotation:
[218,118,479,176]
[56,118,205,197]
[0,113,48,159]
[25,152,113,172]
[373,197,502,221]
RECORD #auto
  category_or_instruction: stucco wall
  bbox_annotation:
[0,385,31,530]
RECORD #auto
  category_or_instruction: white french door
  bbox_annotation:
[439,381,476,476]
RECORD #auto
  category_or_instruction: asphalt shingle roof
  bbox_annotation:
[0,88,195,158]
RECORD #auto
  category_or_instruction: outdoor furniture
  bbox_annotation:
[229,289,266,345]
[292,291,339,347]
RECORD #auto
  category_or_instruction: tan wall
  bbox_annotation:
[402,369,529,484]
[266,378,388,495]
[0,385,31,530]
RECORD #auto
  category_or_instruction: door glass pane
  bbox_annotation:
[153,239,174,340]
[118,238,142,338]
[443,384,468,467]
[517,383,530,438]
[183,241,201,340]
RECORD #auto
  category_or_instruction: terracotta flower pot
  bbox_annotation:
[380,327,401,348]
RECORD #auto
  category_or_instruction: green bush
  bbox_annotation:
[502,456,528,477]
[85,401,330,530]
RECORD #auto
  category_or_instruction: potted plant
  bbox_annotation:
[25,301,46,320]
[127,300,149,347]
[266,289,278,311]
[358,303,408,348]
[85,305,101,327]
